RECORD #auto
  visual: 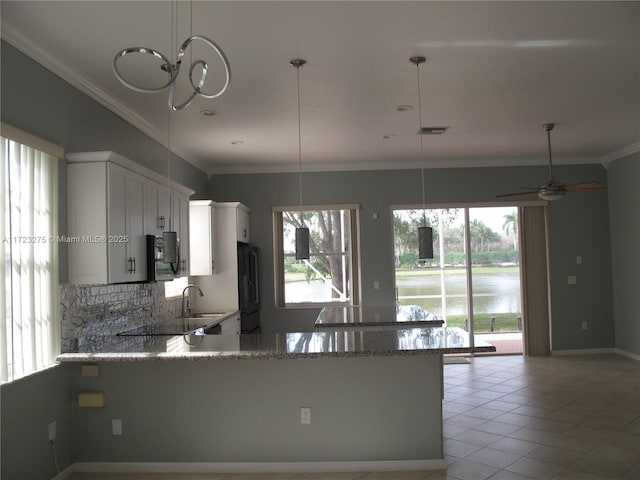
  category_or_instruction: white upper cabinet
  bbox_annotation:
[66,151,194,285]
[144,179,171,237]
[236,204,250,243]
[68,161,146,283]
[172,191,190,276]
[189,200,216,276]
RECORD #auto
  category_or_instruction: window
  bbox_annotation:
[1,126,61,382]
[273,205,360,307]
[164,276,189,299]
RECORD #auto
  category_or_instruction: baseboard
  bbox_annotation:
[551,347,616,356]
[550,347,640,363]
[50,464,75,480]
[613,348,640,362]
[72,459,446,474]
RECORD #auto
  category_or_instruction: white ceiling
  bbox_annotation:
[2,1,639,175]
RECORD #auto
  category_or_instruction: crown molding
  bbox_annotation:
[601,141,640,169]
[1,24,209,175]
[2,24,158,140]
[206,155,603,176]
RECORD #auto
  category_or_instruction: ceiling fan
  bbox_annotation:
[497,123,605,201]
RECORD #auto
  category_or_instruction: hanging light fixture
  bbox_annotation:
[290,58,310,260]
[410,56,434,260]
[162,89,179,272]
[113,1,231,111]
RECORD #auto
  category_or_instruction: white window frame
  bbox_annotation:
[273,204,361,308]
[1,124,62,383]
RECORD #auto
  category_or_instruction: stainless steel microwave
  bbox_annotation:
[146,234,180,281]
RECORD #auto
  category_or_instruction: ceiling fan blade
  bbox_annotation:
[565,181,605,192]
[496,191,540,198]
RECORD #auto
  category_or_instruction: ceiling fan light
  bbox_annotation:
[538,190,566,201]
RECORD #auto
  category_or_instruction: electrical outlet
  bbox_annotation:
[300,407,311,424]
[568,275,577,285]
[112,419,122,435]
[48,421,56,441]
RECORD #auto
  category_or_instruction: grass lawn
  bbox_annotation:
[445,313,521,333]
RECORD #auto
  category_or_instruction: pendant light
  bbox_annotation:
[291,58,310,260]
[162,53,179,272]
[411,56,434,260]
[113,0,231,111]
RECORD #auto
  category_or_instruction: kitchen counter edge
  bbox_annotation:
[56,346,495,362]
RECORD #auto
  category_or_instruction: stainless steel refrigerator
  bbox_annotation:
[237,243,260,333]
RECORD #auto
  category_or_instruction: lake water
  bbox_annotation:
[396,270,521,317]
[285,270,521,317]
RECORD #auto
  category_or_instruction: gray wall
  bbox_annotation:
[208,164,614,352]
[71,356,441,463]
[1,40,210,284]
[1,41,207,195]
[0,41,210,478]
[1,365,72,480]
[608,153,640,355]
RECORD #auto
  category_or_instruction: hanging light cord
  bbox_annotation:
[296,63,303,208]
[412,57,427,227]
[545,124,555,182]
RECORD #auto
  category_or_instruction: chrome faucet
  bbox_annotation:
[182,284,204,317]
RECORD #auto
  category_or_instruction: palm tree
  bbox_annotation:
[503,211,518,250]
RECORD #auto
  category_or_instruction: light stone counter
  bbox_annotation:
[57,326,494,362]
[57,326,494,469]
[315,305,444,328]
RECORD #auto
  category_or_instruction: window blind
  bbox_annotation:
[1,136,60,382]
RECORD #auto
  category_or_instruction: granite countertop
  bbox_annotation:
[315,305,445,328]
[56,326,495,362]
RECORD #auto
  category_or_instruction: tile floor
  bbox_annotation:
[68,354,640,480]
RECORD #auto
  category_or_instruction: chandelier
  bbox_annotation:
[113,3,230,111]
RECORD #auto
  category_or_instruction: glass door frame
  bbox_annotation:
[391,200,545,354]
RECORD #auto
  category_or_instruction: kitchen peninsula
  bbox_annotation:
[58,326,494,473]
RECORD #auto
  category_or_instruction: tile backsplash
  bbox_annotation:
[60,282,182,352]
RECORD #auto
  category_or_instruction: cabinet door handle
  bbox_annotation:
[243,228,247,238]
[133,256,136,274]
[159,216,165,230]
[127,257,134,273]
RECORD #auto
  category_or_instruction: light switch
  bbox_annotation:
[373,281,380,290]
[112,419,122,435]
[301,407,311,424]
[576,256,582,265]
[568,275,577,285]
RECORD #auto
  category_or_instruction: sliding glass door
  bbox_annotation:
[393,205,523,354]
